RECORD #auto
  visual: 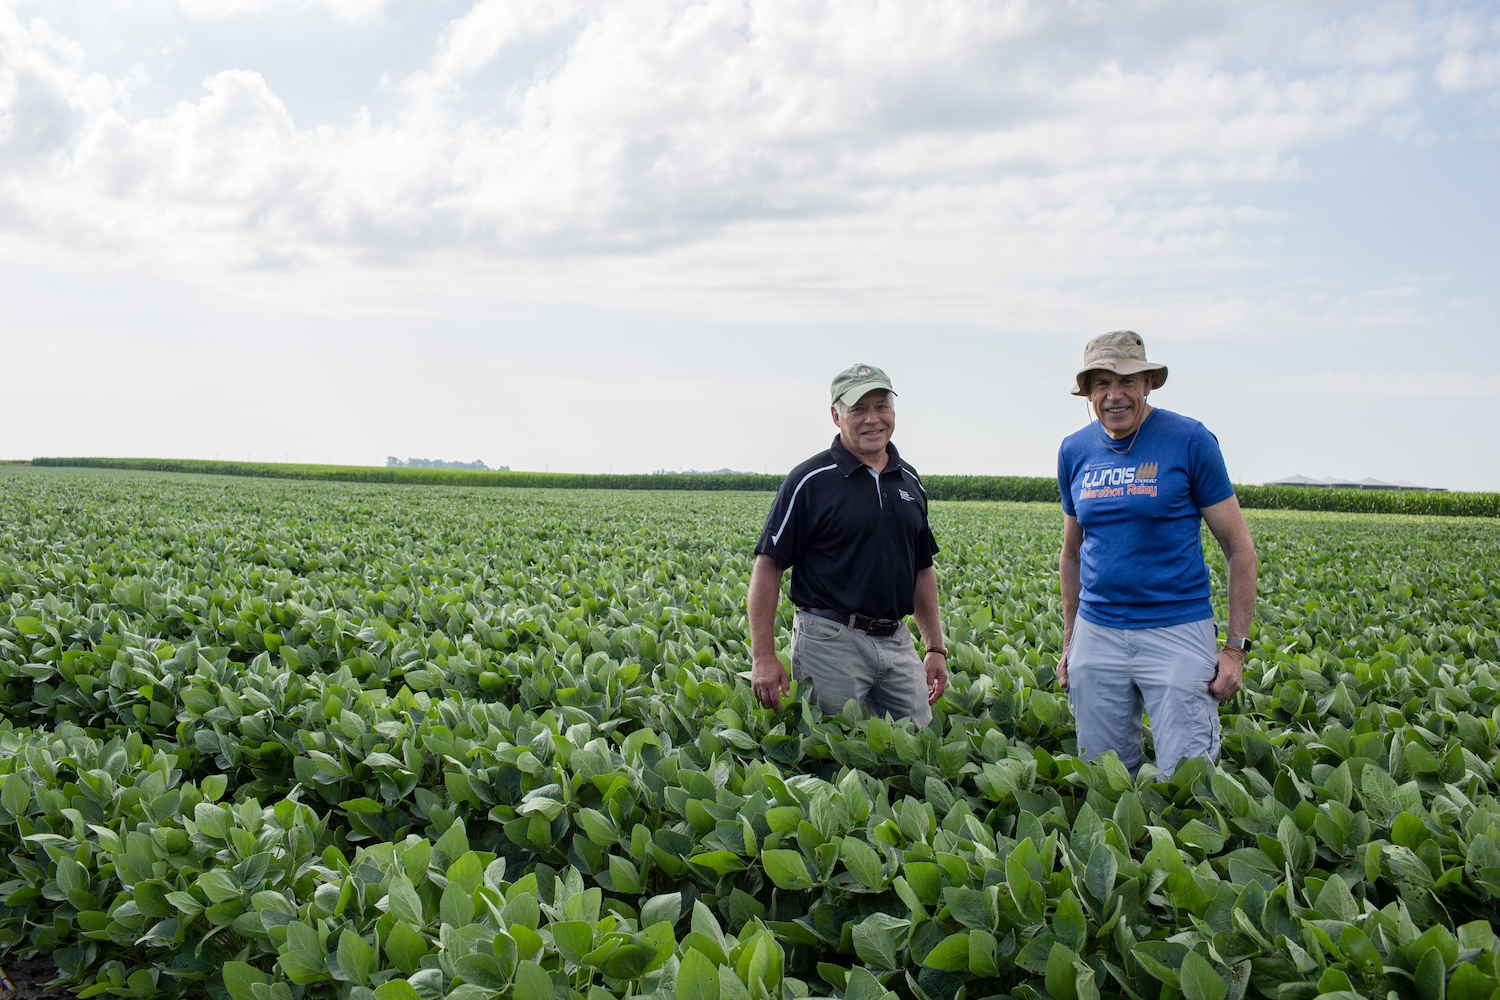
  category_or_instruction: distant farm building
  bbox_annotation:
[1267,475,1440,491]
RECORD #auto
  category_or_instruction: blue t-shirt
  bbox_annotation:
[1057,408,1235,629]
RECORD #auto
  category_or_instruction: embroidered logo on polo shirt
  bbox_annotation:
[898,489,914,502]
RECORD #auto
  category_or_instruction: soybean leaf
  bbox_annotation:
[845,967,889,1000]
[1179,951,1228,1000]
[338,929,375,988]
[1414,947,1446,1000]
[223,962,266,1000]
[677,949,720,1000]
[1054,890,1087,953]
[387,876,424,925]
[513,961,552,1000]
[1085,843,1117,902]
[760,850,817,890]
[385,922,428,976]
[842,837,884,889]
[922,932,969,972]
[551,921,594,964]
[641,892,684,928]
[1,773,29,819]
[852,913,910,971]
[1315,874,1358,923]
[373,982,422,1000]
[455,954,507,991]
[969,929,999,977]
[1046,943,1081,1000]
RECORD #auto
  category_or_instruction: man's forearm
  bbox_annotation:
[1224,550,1258,639]
[1200,496,1257,642]
[911,567,944,650]
[1059,517,1083,647]
[747,555,785,660]
[1060,555,1081,641]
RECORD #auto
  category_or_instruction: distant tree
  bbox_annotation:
[385,457,506,471]
[652,467,753,475]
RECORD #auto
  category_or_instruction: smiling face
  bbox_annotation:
[832,389,895,464]
[1087,369,1154,439]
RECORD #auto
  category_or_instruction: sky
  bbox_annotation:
[2,0,1497,489]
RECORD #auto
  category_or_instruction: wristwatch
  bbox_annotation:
[1224,636,1252,653]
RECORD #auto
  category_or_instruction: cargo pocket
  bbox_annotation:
[1197,645,1222,761]
[1161,626,1221,775]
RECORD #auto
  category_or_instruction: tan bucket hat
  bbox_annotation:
[1071,330,1168,396]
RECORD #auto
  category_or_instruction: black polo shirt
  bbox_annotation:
[755,436,939,620]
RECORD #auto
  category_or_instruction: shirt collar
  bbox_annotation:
[830,435,902,477]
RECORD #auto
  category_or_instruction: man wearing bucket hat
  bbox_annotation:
[746,364,948,724]
[1056,331,1258,779]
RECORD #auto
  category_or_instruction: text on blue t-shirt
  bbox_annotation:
[1057,408,1235,629]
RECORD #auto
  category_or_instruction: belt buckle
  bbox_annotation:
[867,619,898,637]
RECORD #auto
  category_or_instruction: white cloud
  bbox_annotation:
[175,0,388,25]
[1300,6,1434,67]
[1275,371,1500,397]
[432,0,582,79]
[0,0,1485,323]
[1436,49,1500,90]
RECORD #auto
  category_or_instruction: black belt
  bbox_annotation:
[799,607,903,637]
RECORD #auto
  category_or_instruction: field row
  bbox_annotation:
[27,458,1500,518]
[0,468,1497,1000]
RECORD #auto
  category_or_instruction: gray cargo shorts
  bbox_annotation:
[789,611,932,727]
[1066,615,1220,779]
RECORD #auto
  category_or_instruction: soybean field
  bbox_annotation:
[0,466,1498,1000]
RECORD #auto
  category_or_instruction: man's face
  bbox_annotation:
[832,390,895,462]
[1088,370,1152,438]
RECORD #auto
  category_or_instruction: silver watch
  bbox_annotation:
[1224,636,1252,653]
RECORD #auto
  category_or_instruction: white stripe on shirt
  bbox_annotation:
[770,464,839,545]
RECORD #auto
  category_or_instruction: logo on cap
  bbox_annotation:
[856,367,872,377]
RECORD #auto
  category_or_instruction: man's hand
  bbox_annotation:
[1055,653,1068,690]
[752,653,790,710]
[1209,648,1244,701]
[925,652,948,705]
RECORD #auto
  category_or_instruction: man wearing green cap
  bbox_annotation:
[746,364,948,725]
[1056,331,1258,779]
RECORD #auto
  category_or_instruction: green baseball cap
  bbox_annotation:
[831,363,896,406]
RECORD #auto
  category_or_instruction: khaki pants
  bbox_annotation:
[789,611,932,727]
